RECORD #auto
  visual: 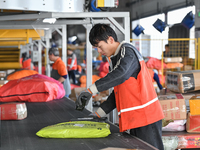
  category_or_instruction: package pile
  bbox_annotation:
[161,70,200,149]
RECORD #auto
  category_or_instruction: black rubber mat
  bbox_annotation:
[0,97,157,150]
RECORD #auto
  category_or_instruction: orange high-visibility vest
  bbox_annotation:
[114,59,164,132]
[148,68,155,82]
[67,57,77,70]
[22,58,32,70]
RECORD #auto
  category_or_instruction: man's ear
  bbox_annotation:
[108,36,114,44]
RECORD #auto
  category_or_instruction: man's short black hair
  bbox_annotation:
[67,49,73,52]
[165,44,169,47]
[22,52,27,59]
[49,48,59,56]
[89,24,118,46]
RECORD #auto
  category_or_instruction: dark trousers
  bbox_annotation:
[153,73,163,90]
[68,70,77,84]
[130,120,164,150]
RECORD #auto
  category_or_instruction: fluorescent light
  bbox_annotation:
[43,18,57,24]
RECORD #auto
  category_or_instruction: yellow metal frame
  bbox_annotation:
[0,29,44,70]
[130,38,199,87]
[198,38,200,69]
[0,47,21,70]
[97,0,104,7]
[130,38,198,69]
[0,29,43,45]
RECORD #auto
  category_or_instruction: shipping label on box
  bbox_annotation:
[189,95,200,115]
[186,112,200,133]
[166,70,200,93]
[158,94,186,120]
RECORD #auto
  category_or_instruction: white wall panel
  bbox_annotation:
[0,0,85,12]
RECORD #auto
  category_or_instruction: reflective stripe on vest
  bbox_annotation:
[67,57,77,70]
[118,97,158,115]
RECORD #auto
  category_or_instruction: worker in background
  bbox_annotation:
[97,56,109,78]
[76,24,164,150]
[21,52,35,70]
[148,68,163,90]
[48,48,71,97]
[144,57,163,91]
[67,49,78,84]
[163,44,172,57]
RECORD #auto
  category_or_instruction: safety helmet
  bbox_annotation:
[49,48,59,56]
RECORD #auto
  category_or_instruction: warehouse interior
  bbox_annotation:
[0,0,200,150]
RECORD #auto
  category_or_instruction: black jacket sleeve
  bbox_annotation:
[95,46,140,92]
[100,90,116,114]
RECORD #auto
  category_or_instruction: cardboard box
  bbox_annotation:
[94,95,102,102]
[166,70,200,93]
[69,87,86,101]
[0,80,8,86]
[0,71,6,78]
[164,57,182,63]
[184,65,193,71]
[100,90,109,96]
[158,94,187,120]
[186,112,200,133]
[189,95,200,115]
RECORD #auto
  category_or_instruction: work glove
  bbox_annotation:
[89,112,100,118]
[75,89,92,111]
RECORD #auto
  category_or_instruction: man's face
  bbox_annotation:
[67,50,73,55]
[95,38,113,57]
[48,54,54,61]
[165,46,169,52]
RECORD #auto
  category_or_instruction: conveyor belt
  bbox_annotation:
[0,97,157,150]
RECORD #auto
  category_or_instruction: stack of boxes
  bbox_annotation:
[161,70,200,149]
[164,70,200,131]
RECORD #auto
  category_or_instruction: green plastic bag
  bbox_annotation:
[36,121,111,138]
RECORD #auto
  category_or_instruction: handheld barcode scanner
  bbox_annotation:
[76,96,88,111]
[70,117,108,123]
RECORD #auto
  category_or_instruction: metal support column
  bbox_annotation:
[38,40,42,74]
[195,0,200,69]
[108,23,117,124]
[62,25,67,66]
[45,29,51,76]
[84,24,93,112]
[124,16,130,42]
[29,38,34,70]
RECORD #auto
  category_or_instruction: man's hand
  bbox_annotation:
[75,89,92,111]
